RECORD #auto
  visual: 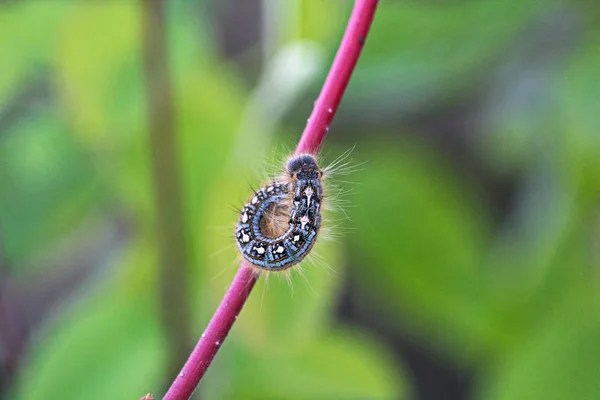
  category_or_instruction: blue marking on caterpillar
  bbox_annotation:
[235,154,323,271]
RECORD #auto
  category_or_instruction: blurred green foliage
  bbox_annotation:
[1,0,600,399]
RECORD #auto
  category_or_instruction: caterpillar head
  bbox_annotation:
[287,154,322,181]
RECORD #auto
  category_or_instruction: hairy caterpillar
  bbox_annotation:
[232,145,360,275]
[235,154,323,271]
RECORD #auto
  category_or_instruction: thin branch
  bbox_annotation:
[161,1,379,398]
[295,0,378,155]
[140,0,193,382]
[163,264,257,400]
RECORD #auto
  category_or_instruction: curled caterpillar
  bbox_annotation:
[235,154,323,271]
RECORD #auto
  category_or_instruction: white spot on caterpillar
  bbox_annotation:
[251,196,258,205]
[253,246,265,255]
[304,186,314,206]
[299,215,310,230]
[241,232,250,243]
[241,212,248,223]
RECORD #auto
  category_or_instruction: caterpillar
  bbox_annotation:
[235,154,323,272]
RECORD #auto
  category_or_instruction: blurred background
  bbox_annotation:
[1,0,600,399]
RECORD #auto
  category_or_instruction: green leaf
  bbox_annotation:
[349,140,494,363]
[346,0,543,112]
[204,328,406,400]
[54,1,142,147]
[12,290,166,400]
[0,2,71,99]
[557,39,600,198]
[0,111,100,264]
[477,286,600,400]
[297,0,349,45]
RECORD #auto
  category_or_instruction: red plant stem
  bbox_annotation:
[295,0,378,155]
[162,1,379,398]
[163,263,258,400]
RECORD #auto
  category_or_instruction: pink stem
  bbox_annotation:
[295,0,378,155]
[163,263,258,400]
[162,1,379,398]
